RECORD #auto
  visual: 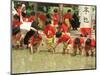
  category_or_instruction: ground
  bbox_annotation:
[12,49,96,74]
[12,29,96,74]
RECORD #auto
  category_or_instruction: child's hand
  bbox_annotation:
[52,44,57,49]
[38,30,42,34]
[28,44,31,48]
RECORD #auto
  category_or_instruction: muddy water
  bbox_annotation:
[12,48,96,74]
[12,30,96,74]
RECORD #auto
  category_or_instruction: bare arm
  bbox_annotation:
[30,27,38,31]
[65,19,71,27]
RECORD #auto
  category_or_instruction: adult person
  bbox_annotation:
[71,12,80,30]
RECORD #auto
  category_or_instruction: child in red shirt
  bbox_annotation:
[72,37,84,56]
[21,11,35,22]
[12,14,23,48]
[44,23,56,38]
[84,38,96,56]
[38,14,46,22]
[52,9,60,27]
[43,20,56,53]
[63,9,72,21]
[28,32,42,54]
[63,9,73,32]
[37,12,46,29]
[12,14,22,35]
[28,11,35,22]
[12,14,22,28]
[59,22,69,33]
[54,31,72,54]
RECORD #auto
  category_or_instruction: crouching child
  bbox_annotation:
[43,20,56,53]
[85,38,96,56]
[72,37,84,56]
[53,31,72,54]
[28,32,42,54]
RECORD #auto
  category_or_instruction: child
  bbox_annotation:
[72,37,84,56]
[84,38,96,56]
[59,22,69,33]
[52,9,60,28]
[71,13,80,30]
[28,32,42,54]
[12,14,22,35]
[12,14,22,48]
[13,31,24,48]
[80,28,92,37]
[37,12,46,29]
[23,20,42,50]
[63,9,73,32]
[54,31,72,54]
[43,20,56,53]
[22,11,35,22]
[16,4,22,17]
[12,31,21,48]
[28,11,35,22]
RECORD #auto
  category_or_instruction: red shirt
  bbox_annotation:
[60,23,69,32]
[44,24,56,38]
[53,13,59,26]
[63,13,72,20]
[80,38,85,45]
[73,38,84,46]
[28,16,35,22]
[12,20,22,28]
[84,38,96,47]
[38,14,46,22]
[23,16,35,22]
[57,34,72,44]
[30,34,42,45]
[91,39,96,47]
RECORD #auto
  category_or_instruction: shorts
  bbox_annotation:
[46,38,54,49]
[24,29,35,45]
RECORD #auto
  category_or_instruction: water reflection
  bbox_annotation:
[12,49,96,73]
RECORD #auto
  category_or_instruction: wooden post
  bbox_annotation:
[59,4,63,23]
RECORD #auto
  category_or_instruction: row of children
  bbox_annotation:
[12,3,72,48]
[17,14,95,56]
[25,20,95,57]
[12,2,96,56]
[12,1,74,31]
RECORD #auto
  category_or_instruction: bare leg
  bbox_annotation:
[62,47,66,54]
[71,48,77,56]
[30,45,33,54]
